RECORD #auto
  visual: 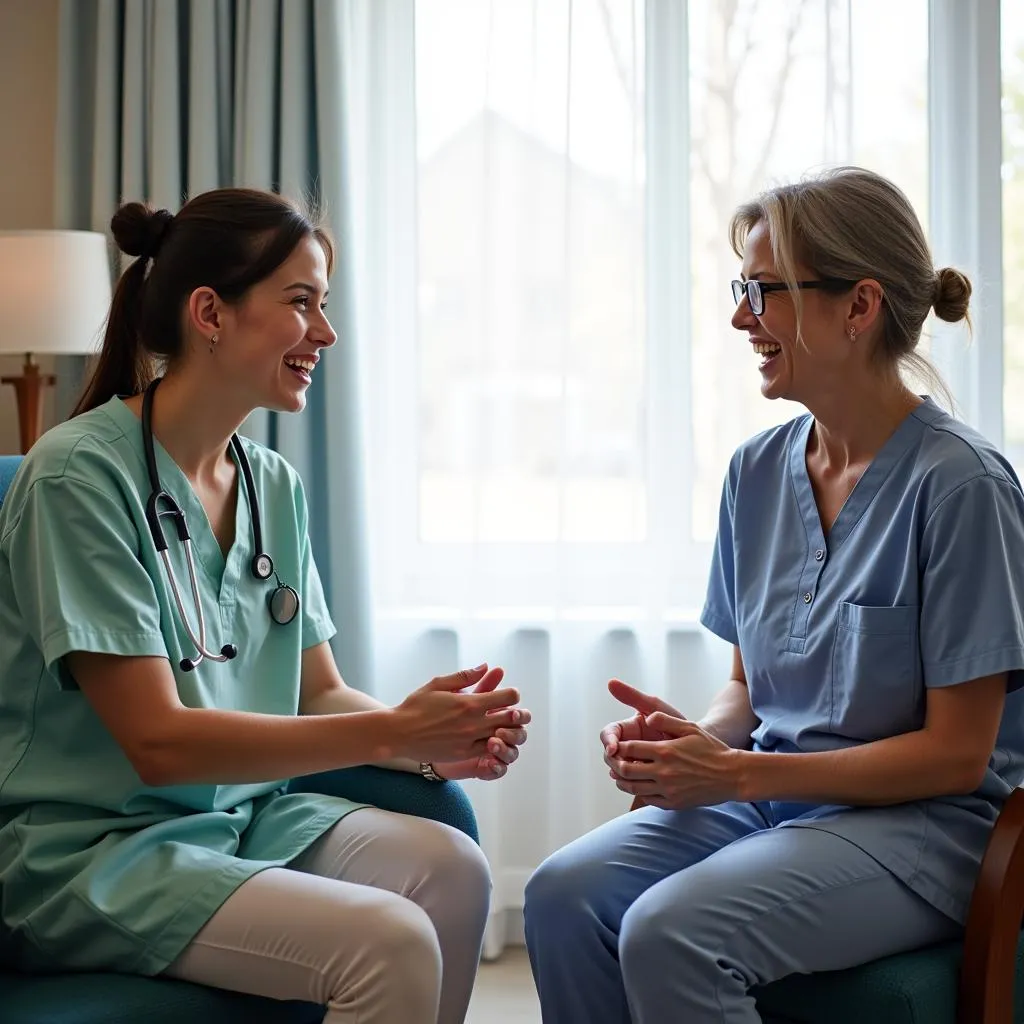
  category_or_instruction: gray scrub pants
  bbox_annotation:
[523,800,962,1023]
[165,807,491,1024]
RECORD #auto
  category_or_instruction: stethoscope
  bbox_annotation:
[142,377,299,672]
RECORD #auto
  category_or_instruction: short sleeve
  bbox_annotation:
[700,458,739,645]
[293,478,337,651]
[3,475,167,687]
[920,474,1024,691]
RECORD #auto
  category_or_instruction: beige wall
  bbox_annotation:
[0,0,60,454]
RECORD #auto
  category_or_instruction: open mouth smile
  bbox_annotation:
[752,341,782,370]
[283,355,317,385]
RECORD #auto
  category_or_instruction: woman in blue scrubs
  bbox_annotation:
[0,190,529,1024]
[524,166,1024,1022]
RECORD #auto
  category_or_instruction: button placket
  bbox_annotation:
[800,545,827,611]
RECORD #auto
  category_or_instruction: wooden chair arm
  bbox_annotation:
[959,786,1024,1024]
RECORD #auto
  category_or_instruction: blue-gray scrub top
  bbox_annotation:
[0,397,365,975]
[701,397,1024,924]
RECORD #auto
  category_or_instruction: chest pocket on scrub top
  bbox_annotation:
[831,602,919,741]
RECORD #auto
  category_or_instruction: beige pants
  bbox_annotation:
[164,807,492,1024]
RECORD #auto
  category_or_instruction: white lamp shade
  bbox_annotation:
[0,230,112,357]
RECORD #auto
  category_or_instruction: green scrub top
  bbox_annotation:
[0,397,366,975]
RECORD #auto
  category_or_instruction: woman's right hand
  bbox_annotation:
[601,678,685,810]
[600,678,685,756]
[393,664,522,763]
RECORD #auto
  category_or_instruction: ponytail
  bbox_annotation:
[70,257,152,416]
[71,204,176,416]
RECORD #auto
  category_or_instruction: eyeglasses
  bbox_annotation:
[730,278,858,316]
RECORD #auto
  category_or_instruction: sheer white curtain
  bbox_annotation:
[347,0,1002,956]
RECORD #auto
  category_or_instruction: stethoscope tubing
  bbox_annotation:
[141,377,298,672]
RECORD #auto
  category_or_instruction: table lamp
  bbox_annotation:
[0,230,112,453]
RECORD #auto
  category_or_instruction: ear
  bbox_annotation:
[185,286,224,343]
[847,278,885,339]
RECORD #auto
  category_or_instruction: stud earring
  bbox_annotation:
[209,333,218,354]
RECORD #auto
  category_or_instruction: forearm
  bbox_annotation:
[144,706,398,786]
[698,679,759,749]
[302,684,421,774]
[733,729,982,806]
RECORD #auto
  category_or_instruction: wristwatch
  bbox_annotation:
[419,762,447,783]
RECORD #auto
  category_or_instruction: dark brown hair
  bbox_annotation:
[73,188,335,415]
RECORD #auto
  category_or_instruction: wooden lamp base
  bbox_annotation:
[2,354,56,454]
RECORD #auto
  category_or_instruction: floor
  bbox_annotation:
[466,947,541,1023]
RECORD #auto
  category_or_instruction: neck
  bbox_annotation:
[804,372,922,473]
[147,368,250,485]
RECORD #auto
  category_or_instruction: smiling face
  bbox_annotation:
[731,220,863,404]
[190,235,337,414]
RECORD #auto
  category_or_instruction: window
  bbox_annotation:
[415,0,647,548]
[363,0,998,617]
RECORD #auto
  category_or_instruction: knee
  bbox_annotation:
[619,887,709,982]
[360,895,444,988]
[619,896,671,972]
[414,821,492,919]
[524,847,606,937]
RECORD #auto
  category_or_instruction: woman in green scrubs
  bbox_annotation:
[0,189,530,1024]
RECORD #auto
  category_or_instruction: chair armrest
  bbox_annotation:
[0,455,23,508]
[958,786,1024,1024]
[287,765,479,844]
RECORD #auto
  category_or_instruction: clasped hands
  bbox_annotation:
[600,679,740,810]
[430,665,532,784]
[413,668,738,806]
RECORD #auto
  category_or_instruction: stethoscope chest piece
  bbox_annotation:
[252,553,274,580]
[252,551,297,624]
[269,581,300,625]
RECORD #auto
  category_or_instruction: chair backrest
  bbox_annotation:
[0,455,24,510]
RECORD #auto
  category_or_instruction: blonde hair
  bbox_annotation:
[729,166,970,409]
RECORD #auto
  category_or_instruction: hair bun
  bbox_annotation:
[110,203,174,261]
[933,266,972,324]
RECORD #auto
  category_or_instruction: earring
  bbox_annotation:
[209,333,218,354]
[848,326,857,342]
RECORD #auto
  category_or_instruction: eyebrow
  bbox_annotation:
[283,281,329,296]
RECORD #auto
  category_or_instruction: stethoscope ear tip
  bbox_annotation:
[178,646,236,673]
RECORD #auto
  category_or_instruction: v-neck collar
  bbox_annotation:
[106,396,251,597]
[788,398,931,551]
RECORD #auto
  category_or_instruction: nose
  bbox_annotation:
[310,307,338,350]
[731,292,756,332]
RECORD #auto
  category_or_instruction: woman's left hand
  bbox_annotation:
[607,712,741,809]
[432,668,531,782]
[433,718,530,781]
